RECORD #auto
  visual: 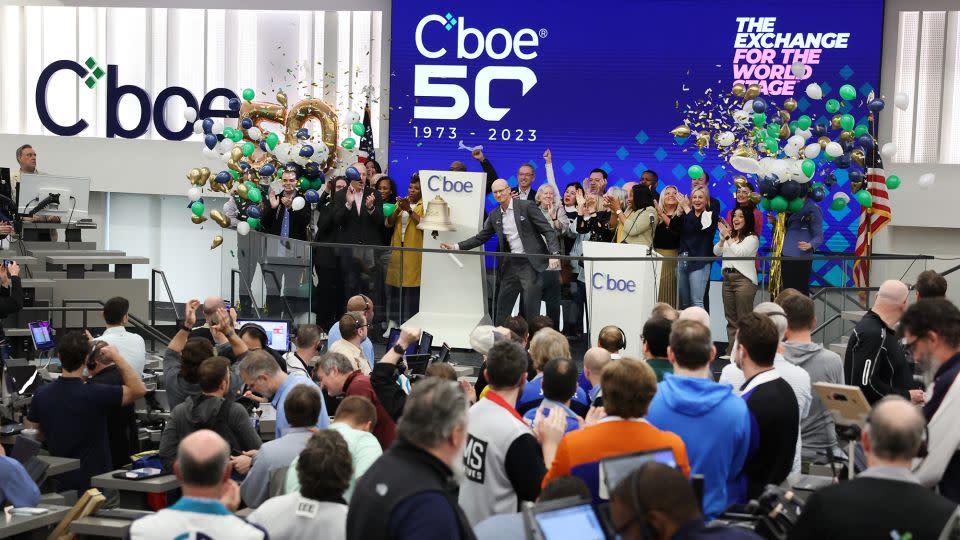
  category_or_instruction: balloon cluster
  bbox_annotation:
[674,79,932,215]
[183,88,350,247]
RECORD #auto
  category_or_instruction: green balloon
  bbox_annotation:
[298,177,310,190]
[265,132,279,150]
[839,84,857,101]
[244,181,257,191]
[788,121,798,133]
[855,189,873,208]
[854,124,869,137]
[687,165,704,179]
[246,217,260,229]
[764,137,779,154]
[191,201,205,217]
[242,142,255,157]
[770,195,788,213]
[341,138,356,150]
[787,197,805,213]
[886,175,901,190]
[801,159,816,178]
[310,179,325,191]
[766,124,780,137]
[242,88,255,101]
[752,113,766,127]
[229,129,242,143]
[247,188,262,204]
[228,170,240,180]
[383,203,397,218]
[760,197,773,212]
[797,115,812,130]
[825,99,840,114]
[830,197,847,211]
[352,122,365,137]
[840,114,855,132]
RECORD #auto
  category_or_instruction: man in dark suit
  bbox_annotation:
[259,167,314,317]
[260,168,312,240]
[789,396,960,540]
[442,179,560,324]
[333,163,384,303]
[511,162,538,201]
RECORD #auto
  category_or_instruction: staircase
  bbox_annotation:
[825,310,866,358]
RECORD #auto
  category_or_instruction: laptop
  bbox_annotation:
[9,435,41,465]
[599,448,678,500]
[524,496,611,540]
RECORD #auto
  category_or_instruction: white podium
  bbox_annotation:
[582,241,661,359]
[403,170,489,349]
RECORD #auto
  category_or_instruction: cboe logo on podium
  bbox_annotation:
[35,58,239,140]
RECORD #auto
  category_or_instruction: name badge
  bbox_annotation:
[295,497,319,519]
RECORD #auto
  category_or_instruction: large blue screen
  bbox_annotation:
[388,0,883,285]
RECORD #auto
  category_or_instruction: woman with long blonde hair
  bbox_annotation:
[653,185,683,306]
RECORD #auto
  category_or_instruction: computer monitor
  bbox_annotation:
[418,331,433,355]
[600,448,678,499]
[28,321,54,351]
[236,319,291,352]
[530,500,609,540]
[386,328,417,356]
[17,174,91,220]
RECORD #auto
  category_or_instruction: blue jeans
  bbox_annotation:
[678,256,710,309]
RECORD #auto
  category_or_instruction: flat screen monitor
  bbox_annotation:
[28,321,54,350]
[236,319,290,352]
[17,174,90,220]
[418,331,433,355]
[533,503,607,540]
[600,448,678,499]
[386,328,417,356]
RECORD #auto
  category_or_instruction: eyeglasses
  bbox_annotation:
[904,336,923,354]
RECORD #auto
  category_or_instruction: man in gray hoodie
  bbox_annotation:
[159,357,262,472]
[779,293,844,457]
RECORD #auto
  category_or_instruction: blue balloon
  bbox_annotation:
[299,145,315,158]
[246,205,262,219]
[240,117,253,130]
[202,118,214,134]
[304,161,322,180]
[857,135,874,150]
[780,180,801,201]
[216,133,225,142]
[824,173,838,188]
[799,182,810,198]
[810,186,827,202]
[215,171,231,184]
[847,169,864,183]
[259,140,269,152]
[228,98,241,112]
[304,189,320,204]
[296,128,310,140]
[759,176,779,198]
[752,98,767,114]
[345,166,361,182]
[314,171,326,185]
[204,134,218,150]
[867,99,885,113]
[835,154,852,169]
[259,163,276,177]
[239,162,250,171]
[812,124,828,137]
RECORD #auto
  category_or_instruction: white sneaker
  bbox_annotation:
[382,320,398,338]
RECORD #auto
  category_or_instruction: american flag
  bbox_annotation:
[358,102,376,163]
[852,147,891,287]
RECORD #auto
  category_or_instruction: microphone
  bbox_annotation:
[647,212,656,255]
[28,193,60,217]
[66,195,78,228]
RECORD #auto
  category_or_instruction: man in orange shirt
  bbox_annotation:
[542,358,690,502]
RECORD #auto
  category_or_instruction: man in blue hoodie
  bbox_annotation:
[646,320,752,521]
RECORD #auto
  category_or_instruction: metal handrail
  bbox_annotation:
[811,313,841,337]
[53,299,169,344]
[150,269,180,326]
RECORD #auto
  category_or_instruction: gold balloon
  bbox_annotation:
[230,147,244,162]
[209,181,225,193]
[187,168,201,185]
[276,90,287,108]
[236,183,249,199]
[779,124,791,140]
[749,192,762,204]
[744,84,761,101]
[732,83,746,97]
[733,145,755,158]
[783,98,798,112]
[285,98,339,171]
[227,159,242,173]
[191,215,207,225]
[670,125,691,138]
[851,181,863,193]
[778,110,791,123]
[839,130,855,142]
[830,115,842,130]
[210,235,223,250]
[851,149,865,167]
[210,210,230,228]
[695,131,710,150]
[198,167,211,184]
[733,176,749,188]
[818,136,831,149]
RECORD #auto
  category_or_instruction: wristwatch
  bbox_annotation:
[616,210,623,215]
[392,344,406,355]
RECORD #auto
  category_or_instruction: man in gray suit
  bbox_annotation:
[442,179,561,324]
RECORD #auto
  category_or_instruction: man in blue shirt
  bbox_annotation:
[26,331,147,492]
[780,196,823,296]
[326,294,375,371]
[238,350,329,440]
[0,445,40,508]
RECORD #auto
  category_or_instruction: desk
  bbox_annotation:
[0,505,69,539]
[91,471,179,510]
[69,516,131,538]
[35,250,126,272]
[21,221,97,242]
[44,255,149,279]
[37,455,80,476]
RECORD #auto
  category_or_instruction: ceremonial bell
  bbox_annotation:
[417,195,457,239]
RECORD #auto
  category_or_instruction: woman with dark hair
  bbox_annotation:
[729,180,764,237]
[365,159,383,180]
[714,208,759,346]
[613,184,658,246]
[561,181,590,337]
[238,324,287,373]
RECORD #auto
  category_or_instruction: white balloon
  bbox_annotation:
[880,142,898,159]
[730,156,760,174]
[248,127,262,141]
[219,139,235,153]
[291,196,306,211]
[212,120,224,135]
[825,142,844,158]
[791,62,806,79]
[795,129,812,141]
[834,192,850,202]
[315,145,330,163]
[742,100,755,112]
[187,187,201,202]
[791,160,811,183]
[919,173,936,189]
[805,83,823,100]
[783,143,801,159]
[788,135,806,148]
[804,143,821,159]
[717,132,735,147]
[237,221,251,236]
[894,92,910,111]
[184,107,198,123]
[193,121,203,135]
[732,110,749,126]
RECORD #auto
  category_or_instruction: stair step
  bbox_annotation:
[841,310,866,323]
[829,343,847,357]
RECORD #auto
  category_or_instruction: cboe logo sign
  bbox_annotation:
[413,13,540,121]
[35,58,239,140]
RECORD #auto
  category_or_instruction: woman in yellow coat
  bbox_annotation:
[385,175,424,330]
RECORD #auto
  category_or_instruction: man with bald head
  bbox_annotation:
[845,280,921,405]
[581,347,612,406]
[128,430,266,539]
[326,294,376,371]
[790,397,960,539]
[441,179,560,324]
[678,306,711,331]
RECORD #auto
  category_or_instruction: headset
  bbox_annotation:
[238,323,269,349]
[620,463,659,540]
[615,326,627,351]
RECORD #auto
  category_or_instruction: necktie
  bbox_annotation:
[279,207,290,257]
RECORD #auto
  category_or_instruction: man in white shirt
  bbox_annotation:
[94,296,146,376]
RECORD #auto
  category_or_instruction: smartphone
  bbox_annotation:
[114,467,164,480]
[2,260,11,267]
[224,300,232,311]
